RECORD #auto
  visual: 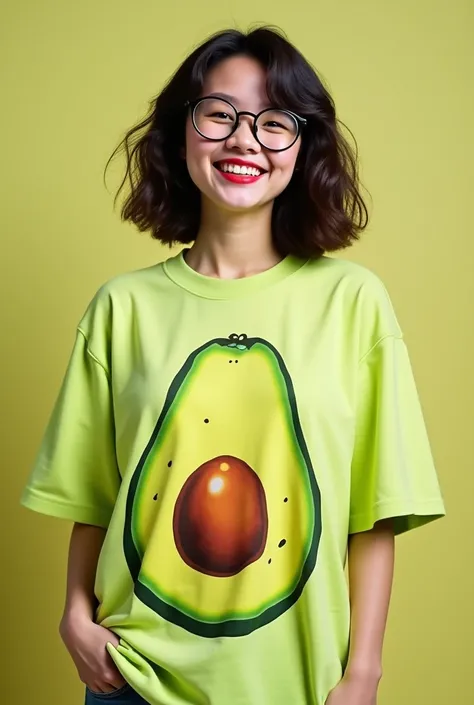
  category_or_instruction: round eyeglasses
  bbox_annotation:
[185,96,307,152]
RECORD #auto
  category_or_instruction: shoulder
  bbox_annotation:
[304,254,392,294]
[76,261,166,335]
[302,255,403,346]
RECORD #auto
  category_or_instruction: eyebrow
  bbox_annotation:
[208,92,238,103]
[207,92,272,110]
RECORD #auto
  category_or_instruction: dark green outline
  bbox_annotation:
[123,335,322,638]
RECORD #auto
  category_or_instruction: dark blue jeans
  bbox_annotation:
[85,682,148,704]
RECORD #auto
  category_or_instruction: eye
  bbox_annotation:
[209,111,234,121]
[258,110,297,133]
[263,120,289,130]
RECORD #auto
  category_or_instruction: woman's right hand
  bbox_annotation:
[59,613,128,694]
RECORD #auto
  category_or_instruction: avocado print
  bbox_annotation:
[123,333,321,638]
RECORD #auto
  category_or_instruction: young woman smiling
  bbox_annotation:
[21,26,445,705]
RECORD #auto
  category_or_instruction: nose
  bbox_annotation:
[225,115,261,153]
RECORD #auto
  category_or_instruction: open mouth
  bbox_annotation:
[213,161,267,177]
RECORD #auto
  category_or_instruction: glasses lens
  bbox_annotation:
[255,109,298,150]
[193,98,237,140]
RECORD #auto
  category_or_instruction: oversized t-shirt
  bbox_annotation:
[20,251,446,705]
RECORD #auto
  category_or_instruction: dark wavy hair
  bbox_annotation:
[104,26,369,258]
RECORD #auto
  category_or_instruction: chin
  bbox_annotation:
[221,197,264,211]
[213,188,274,212]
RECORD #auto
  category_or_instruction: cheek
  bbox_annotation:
[184,121,199,163]
[184,123,215,179]
[271,141,300,178]
[271,154,299,186]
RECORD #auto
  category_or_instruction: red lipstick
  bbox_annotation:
[213,158,267,185]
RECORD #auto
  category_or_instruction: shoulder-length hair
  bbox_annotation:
[104,26,369,258]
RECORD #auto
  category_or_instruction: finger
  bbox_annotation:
[104,679,127,693]
[103,683,120,693]
[103,669,127,690]
[91,681,118,694]
[103,660,126,686]
[87,682,107,694]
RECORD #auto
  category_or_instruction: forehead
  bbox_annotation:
[201,55,270,110]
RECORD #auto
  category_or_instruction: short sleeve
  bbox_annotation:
[349,334,446,535]
[20,328,121,528]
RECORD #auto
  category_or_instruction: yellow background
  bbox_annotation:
[1,0,472,703]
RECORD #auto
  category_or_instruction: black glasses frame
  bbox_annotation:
[185,96,307,152]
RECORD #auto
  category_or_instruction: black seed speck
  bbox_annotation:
[278,539,287,549]
[235,360,239,363]
[268,558,272,564]
[204,418,210,424]
[168,461,172,468]
[153,493,158,501]
[284,497,288,503]
[229,360,232,363]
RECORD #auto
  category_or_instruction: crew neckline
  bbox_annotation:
[162,249,309,300]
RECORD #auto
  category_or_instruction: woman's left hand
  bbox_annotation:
[325,673,379,705]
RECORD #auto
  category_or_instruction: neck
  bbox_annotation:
[185,199,282,280]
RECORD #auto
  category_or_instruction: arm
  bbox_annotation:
[326,518,395,704]
[346,518,395,681]
[58,523,126,694]
[59,522,106,629]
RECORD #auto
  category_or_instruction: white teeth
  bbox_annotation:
[219,163,261,176]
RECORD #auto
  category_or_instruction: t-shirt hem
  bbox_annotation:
[20,489,111,528]
[349,498,446,535]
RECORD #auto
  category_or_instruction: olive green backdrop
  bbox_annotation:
[1,0,472,702]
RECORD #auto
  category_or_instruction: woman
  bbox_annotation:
[21,26,445,705]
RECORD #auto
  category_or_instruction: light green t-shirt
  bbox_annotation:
[21,251,445,705]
